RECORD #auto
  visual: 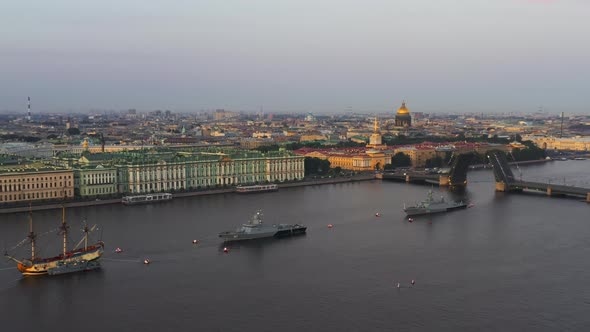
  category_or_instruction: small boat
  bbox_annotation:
[574,157,587,160]
[235,184,278,194]
[218,210,306,242]
[403,190,467,216]
[122,193,173,205]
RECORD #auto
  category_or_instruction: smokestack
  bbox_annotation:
[26,96,31,121]
[560,112,564,138]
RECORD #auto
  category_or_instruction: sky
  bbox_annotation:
[1,0,589,114]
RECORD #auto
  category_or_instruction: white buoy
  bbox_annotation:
[192,239,198,244]
[115,247,122,253]
[397,282,400,288]
[327,224,333,229]
[375,213,380,217]
[411,279,415,285]
[223,247,229,253]
[143,259,150,265]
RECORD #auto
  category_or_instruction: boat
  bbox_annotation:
[574,157,587,160]
[218,210,306,242]
[235,184,278,194]
[122,193,173,205]
[4,207,104,276]
[403,190,467,216]
[47,260,101,276]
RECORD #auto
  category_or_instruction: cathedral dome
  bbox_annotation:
[396,101,410,115]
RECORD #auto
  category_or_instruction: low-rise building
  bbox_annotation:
[0,164,74,204]
[74,166,117,198]
[528,136,590,151]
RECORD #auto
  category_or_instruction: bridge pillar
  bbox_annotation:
[405,175,410,183]
[439,175,450,186]
[547,187,552,196]
[586,192,590,203]
[495,182,507,192]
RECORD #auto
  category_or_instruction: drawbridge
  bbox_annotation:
[487,150,590,202]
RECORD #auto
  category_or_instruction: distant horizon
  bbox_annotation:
[1,106,587,117]
[2,1,589,113]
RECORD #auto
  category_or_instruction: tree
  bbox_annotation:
[67,128,81,136]
[425,156,443,168]
[304,157,331,176]
[391,152,411,168]
[333,166,342,174]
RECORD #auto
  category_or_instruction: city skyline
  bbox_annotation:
[1,0,589,113]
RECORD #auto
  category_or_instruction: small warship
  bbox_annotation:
[218,210,306,242]
[404,190,467,216]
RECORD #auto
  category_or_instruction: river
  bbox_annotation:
[1,160,589,331]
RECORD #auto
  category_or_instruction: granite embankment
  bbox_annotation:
[0,174,376,214]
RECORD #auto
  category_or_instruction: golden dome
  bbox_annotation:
[396,101,410,115]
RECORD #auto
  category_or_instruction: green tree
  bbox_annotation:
[67,128,81,136]
[425,156,443,168]
[304,157,331,176]
[391,152,411,168]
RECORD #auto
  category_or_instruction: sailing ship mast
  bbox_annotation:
[60,205,69,256]
[28,207,36,261]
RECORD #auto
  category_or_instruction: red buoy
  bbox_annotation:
[223,247,229,253]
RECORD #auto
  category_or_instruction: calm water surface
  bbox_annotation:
[1,161,590,331]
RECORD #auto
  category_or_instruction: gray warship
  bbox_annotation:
[218,210,307,242]
[404,190,467,216]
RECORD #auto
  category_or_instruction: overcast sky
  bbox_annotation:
[1,0,588,114]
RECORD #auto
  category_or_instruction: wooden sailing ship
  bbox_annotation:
[4,207,104,276]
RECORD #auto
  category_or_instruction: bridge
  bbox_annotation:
[487,150,590,202]
[380,152,475,187]
[380,149,590,203]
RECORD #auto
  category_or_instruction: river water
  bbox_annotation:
[1,160,589,331]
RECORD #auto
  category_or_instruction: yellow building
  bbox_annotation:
[302,149,391,171]
[0,166,74,204]
[393,147,438,167]
[530,136,590,151]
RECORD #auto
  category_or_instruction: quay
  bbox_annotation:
[0,174,375,214]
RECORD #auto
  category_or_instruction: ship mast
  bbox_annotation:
[83,221,89,250]
[27,207,36,261]
[60,205,69,256]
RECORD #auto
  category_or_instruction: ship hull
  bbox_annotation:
[48,260,101,276]
[219,225,306,242]
[404,204,467,216]
[17,244,104,276]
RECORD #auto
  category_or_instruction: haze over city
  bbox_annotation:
[1,0,589,113]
